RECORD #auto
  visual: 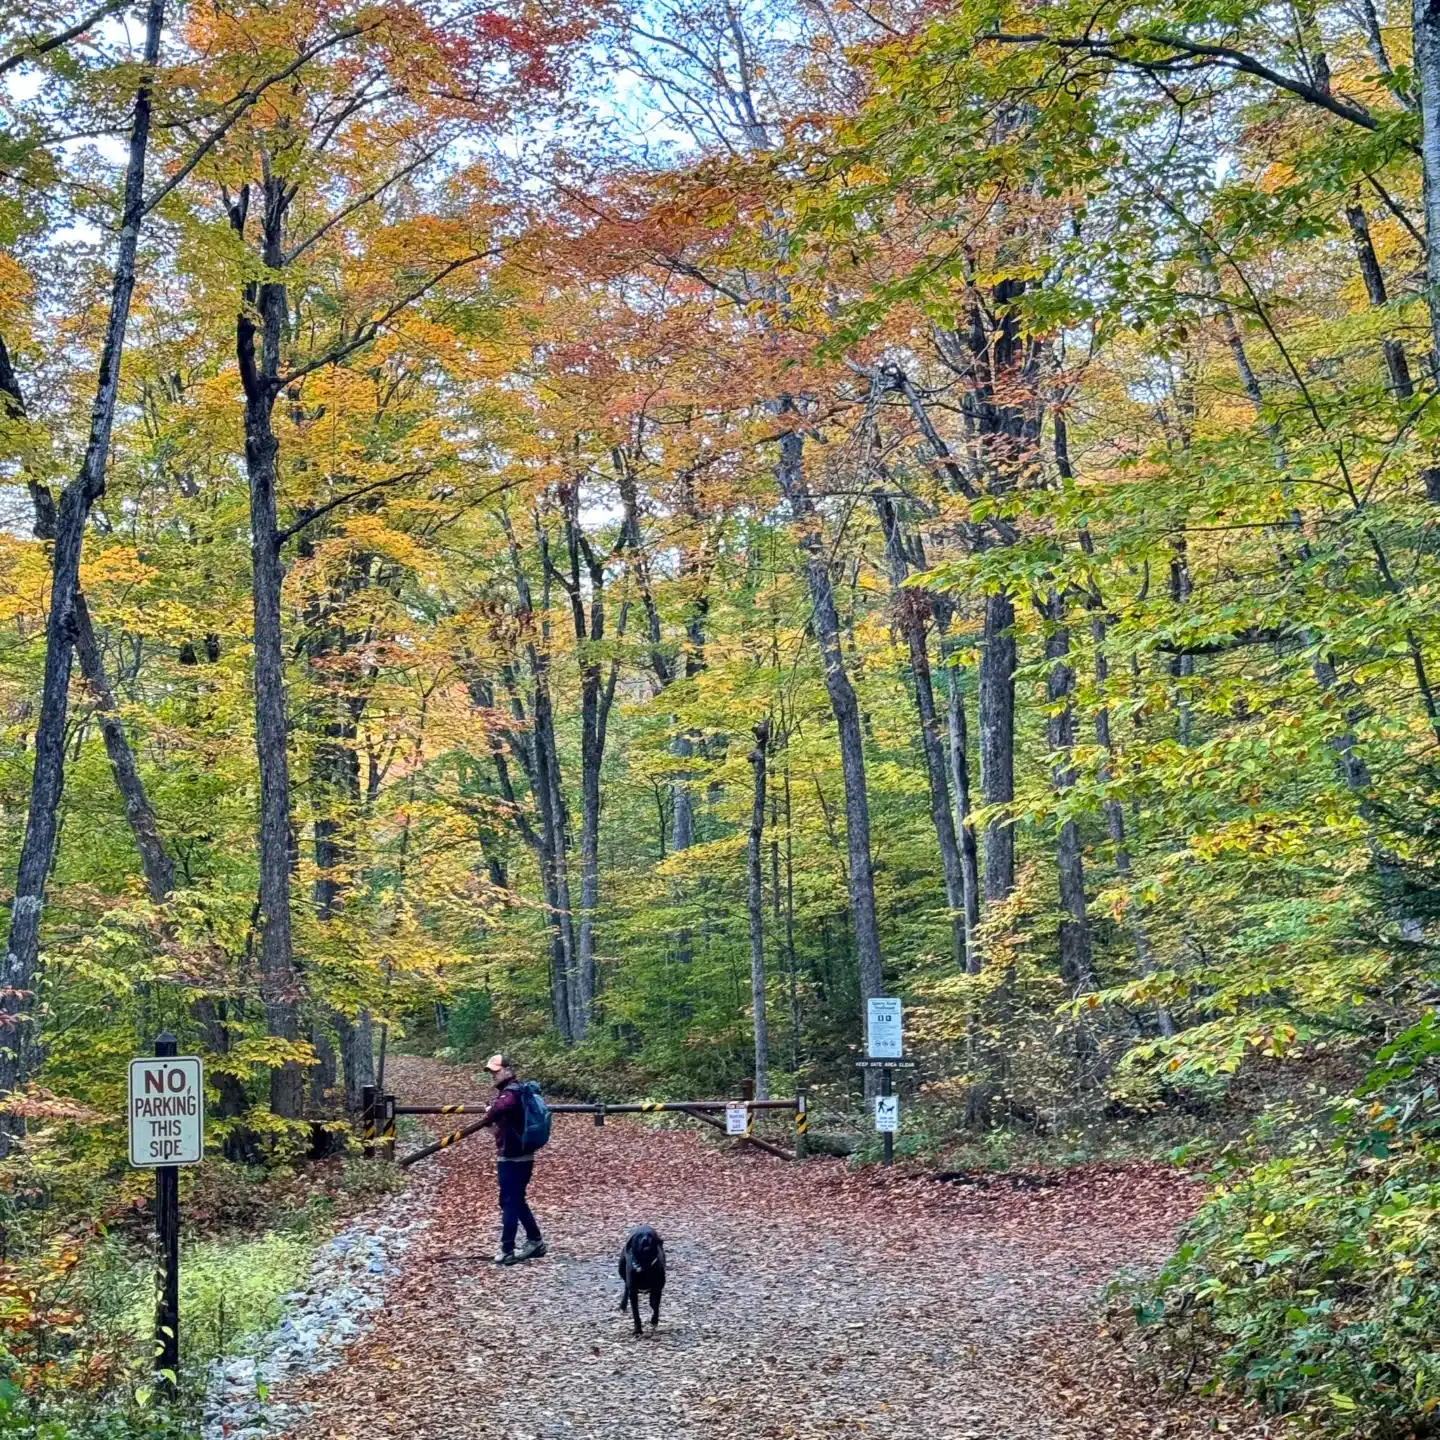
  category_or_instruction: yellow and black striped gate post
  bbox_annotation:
[361,1084,377,1159]
[795,1088,808,1160]
[382,1093,397,1161]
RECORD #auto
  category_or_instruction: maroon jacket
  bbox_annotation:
[482,1079,527,1158]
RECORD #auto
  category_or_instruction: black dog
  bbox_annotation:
[617,1225,666,1336]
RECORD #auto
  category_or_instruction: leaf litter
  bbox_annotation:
[275,1057,1277,1440]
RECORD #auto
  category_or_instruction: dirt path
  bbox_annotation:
[278,1058,1235,1440]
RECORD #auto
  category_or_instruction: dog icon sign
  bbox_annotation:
[874,1095,899,1134]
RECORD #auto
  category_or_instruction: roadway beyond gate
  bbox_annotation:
[276,1056,1225,1440]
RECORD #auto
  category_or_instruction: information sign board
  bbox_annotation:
[866,997,903,1058]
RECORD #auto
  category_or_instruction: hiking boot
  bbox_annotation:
[516,1238,547,1261]
[492,1249,519,1267]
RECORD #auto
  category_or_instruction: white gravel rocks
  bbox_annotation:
[201,1185,433,1439]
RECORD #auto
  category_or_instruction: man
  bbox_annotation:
[478,1053,547,1266]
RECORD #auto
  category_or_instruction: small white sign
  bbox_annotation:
[867,996,903,1058]
[874,1095,899,1133]
[128,1057,204,1167]
[725,1102,748,1135]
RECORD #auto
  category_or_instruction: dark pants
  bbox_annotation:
[498,1158,541,1253]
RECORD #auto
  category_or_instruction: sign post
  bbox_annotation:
[129,1034,204,1402]
[861,997,905,1166]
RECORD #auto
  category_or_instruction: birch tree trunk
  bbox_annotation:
[1410,0,1440,362]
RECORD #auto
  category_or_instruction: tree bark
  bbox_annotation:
[336,1011,374,1108]
[979,590,1017,904]
[1410,0,1440,363]
[307,579,374,1110]
[560,494,626,1039]
[0,0,165,1125]
[773,417,885,1093]
[1345,203,1416,398]
[1042,592,1093,991]
[495,515,576,1041]
[1168,545,1195,746]
[874,492,969,969]
[1090,606,1173,1035]
[74,595,175,902]
[942,646,982,971]
[237,176,303,1121]
[747,720,771,1099]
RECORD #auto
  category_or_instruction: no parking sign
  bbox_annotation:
[129,1055,204,1166]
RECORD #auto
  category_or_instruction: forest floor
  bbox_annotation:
[276,1057,1278,1440]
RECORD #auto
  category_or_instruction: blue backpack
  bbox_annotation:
[515,1081,552,1153]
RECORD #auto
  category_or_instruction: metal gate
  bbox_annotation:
[360,1085,809,1167]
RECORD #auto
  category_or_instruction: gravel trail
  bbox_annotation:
[275,1057,1211,1440]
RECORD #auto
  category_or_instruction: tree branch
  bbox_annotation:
[0,0,127,77]
[143,23,373,216]
[990,30,1408,146]
[275,249,502,388]
[1153,625,1290,656]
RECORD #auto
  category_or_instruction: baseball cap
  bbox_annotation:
[484,1053,508,1074]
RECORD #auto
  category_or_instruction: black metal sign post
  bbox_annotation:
[881,1066,893,1168]
[152,1032,180,1400]
[129,1031,203,1404]
[859,998,909,1167]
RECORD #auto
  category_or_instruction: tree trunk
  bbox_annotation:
[309,1022,337,1108]
[309,621,374,1109]
[941,642,981,971]
[1042,592,1093,991]
[337,1010,375,1109]
[77,590,175,906]
[979,590,1017,905]
[1409,0,1440,363]
[874,494,968,970]
[671,736,696,853]
[1168,545,1195,747]
[773,418,885,1094]
[532,680,575,1042]
[0,0,164,1127]
[747,720,771,1099]
[22,448,260,1142]
[1091,608,1173,1036]
[237,182,303,1121]
[576,715,601,1037]
[565,505,624,1041]
[1345,203,1415,398]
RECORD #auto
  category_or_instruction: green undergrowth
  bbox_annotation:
[0,1153,408,1440]
[1120,1016,1440,1439]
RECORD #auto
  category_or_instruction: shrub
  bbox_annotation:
[1127,1016,1440,1438]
